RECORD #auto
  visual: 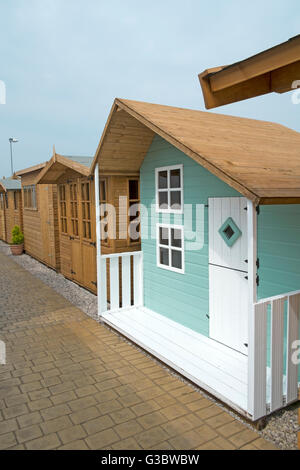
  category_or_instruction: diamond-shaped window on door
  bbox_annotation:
[218,217,242,247]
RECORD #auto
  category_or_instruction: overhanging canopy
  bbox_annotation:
[199,35,300,109]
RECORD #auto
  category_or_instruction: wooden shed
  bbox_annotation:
[91,98,300,422]
[199,34,300,109]
[15,163,60,270]
[36,150,141,294]
[0,177,23,243]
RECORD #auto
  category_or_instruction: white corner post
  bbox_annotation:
[94,163,102,317]
[247,199,264,420]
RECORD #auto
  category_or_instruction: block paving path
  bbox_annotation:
[0,252,277,450]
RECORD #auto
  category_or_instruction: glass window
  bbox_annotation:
[156,165,183,213]
[157,224,184,274]
[23,185,37,209]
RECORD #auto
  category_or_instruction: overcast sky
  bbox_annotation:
[0,0,299,176]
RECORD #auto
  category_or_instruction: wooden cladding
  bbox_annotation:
[23,185,37,209]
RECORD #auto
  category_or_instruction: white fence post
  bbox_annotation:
[94,163,102,317]
[286,293,300,404]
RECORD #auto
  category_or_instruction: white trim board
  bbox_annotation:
[102,306,249,416]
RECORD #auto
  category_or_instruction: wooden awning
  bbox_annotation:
[91,98,300,205]
[199,35,300,109]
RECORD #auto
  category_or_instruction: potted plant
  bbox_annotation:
[10,225,24,255]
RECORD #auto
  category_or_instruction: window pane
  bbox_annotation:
[170,191,181,210]
[158,171,168,189]
[171,228,182,248]
[170,169,181,188]
[158,191,168,209]
[171,250,182,270]
[159,227,169,246]
[129,180,139,200]
[160,247,169,266]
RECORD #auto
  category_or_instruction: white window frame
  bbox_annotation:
[156,223,185,274]
[155,164,183,214]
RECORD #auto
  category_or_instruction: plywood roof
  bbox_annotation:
[15,162,47,176]
[199,35,300,109]
[36,153,92,184]
[0,177,21,192]
[91,98,300,205]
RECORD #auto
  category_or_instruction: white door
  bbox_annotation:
[209,197,248,355]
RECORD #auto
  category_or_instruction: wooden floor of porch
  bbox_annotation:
[101,306,249,416]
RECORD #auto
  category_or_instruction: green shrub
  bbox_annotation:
[11,225,24,245]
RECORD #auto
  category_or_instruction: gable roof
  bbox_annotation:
[91,98,300,205]
[0,177,21,192]
[36,153,92,184]
[199,35,300,109]
[15,162,47,176]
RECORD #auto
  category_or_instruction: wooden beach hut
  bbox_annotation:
[91,98,300,423]
[0,177,23,243]
[36,150,141,294]
[15,163,60,270]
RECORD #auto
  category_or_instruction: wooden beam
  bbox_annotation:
[209,35,300,92]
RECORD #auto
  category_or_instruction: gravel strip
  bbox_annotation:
[1,240,299,449]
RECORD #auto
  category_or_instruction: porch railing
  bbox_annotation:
[248,290,300,421]
[99,251,143,315]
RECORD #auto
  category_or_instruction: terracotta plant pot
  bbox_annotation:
[10,244,24,256]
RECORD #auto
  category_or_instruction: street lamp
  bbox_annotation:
[9,138,18,175]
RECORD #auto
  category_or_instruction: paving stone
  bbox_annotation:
[0,432,17,450]
[83,415,114,435]
[85,428,119,449]
[17,411,43,428]
[115,419,143,439]
[41,404,71,421]
[110,408,136,424]
[229,428,263,448]
[58,439,89,450]
[58,424,87,444]
[0,418,18,435]
[70,406,101,425]
[25,433,61,450]
[41,415,73,434]
[138,411,167,430]
[136,426,169,449]
[3,403,28,420]
[15,425,43,444]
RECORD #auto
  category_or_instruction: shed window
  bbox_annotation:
[156,165,183,213]
[23,185,37,209]
[59,184,68,234]
[157,224,184,274]
[5,193,8,209]
[81,182,91,239]
[14,191,18,210]
[70,183,79,237]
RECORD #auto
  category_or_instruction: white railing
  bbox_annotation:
[248,290,300,420]
[99,251,143,315]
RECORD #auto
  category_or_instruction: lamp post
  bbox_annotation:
[9,138,18,175]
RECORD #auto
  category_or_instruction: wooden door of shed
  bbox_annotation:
[80,180,97,293]
[39,185,56,268]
